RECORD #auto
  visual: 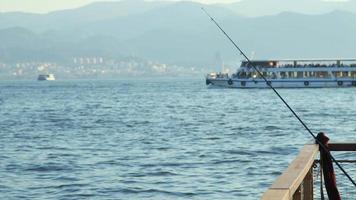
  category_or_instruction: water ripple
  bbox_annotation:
[0,79,355,200]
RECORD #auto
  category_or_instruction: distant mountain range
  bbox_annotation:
[1,0,356,69]
[225,0,356,17]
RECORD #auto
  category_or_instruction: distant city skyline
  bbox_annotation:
[0,0,349,14]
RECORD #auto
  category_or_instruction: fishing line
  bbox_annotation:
[201,7,356,187]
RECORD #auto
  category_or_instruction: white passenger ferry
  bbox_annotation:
[206,59,356,88]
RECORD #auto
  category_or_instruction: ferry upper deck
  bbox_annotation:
[240,58,356,69]
[234,59,356,80]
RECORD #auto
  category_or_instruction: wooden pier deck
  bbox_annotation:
[261,143,356,200]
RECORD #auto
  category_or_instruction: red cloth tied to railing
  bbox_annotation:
[316,132,341,200]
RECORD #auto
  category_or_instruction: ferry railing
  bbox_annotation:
[261,143,356,200]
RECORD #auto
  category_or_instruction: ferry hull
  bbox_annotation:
[207,79,356,88]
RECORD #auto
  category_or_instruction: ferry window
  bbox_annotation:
[336,72,341,77]
[288,72,293,78]
[252,72,258,78]
[342,71,348,77]
[352,72,356,78]
[280,72,286,78]
[297,72,303,78]
[333,71,349,78]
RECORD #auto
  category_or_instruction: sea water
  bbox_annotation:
[0,79,355,199]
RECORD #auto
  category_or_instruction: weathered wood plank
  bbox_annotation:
[329,143,356,151]
[261,189,289,200]
[261,144,319,200]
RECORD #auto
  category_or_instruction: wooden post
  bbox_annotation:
[303,168,314,200]
[293,186,301,200]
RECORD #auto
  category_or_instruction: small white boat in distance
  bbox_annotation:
[206,59,356,88]
[38,74,55,81]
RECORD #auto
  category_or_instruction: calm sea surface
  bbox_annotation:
[0,79,355,199]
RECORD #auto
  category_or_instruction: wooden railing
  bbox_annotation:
[261,143,356,200]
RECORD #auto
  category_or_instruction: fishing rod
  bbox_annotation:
[201,7,356,187]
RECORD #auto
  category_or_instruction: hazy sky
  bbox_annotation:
[0,0,348,13]
[0,0,239,13]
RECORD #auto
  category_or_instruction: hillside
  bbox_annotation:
[0,0,356,69]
